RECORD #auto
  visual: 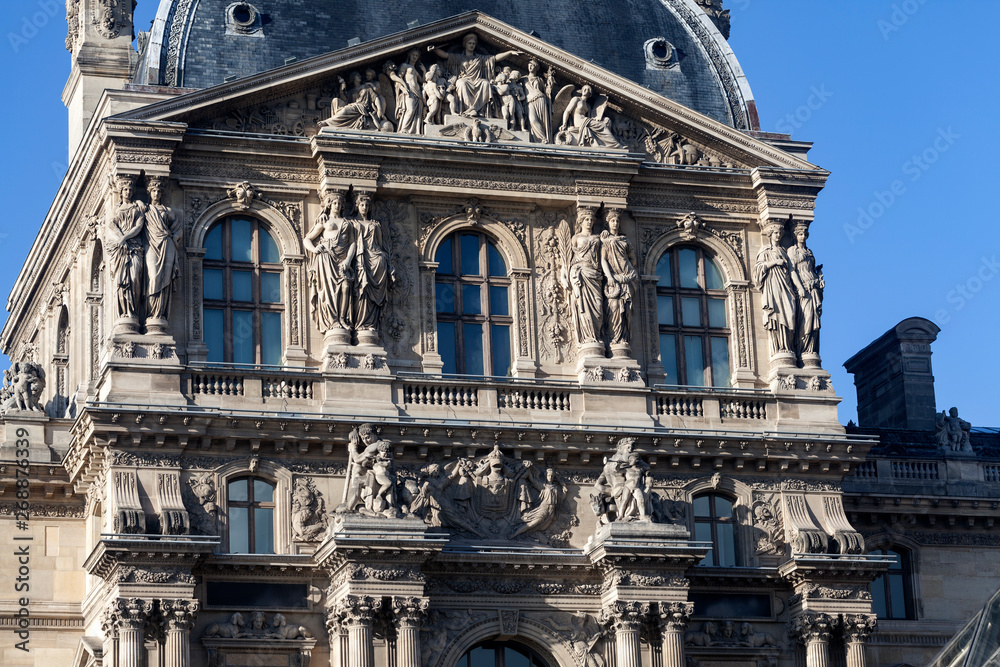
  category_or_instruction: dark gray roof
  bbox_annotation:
[136,0,757,129]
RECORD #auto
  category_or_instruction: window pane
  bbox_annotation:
[505,648,530,667]
[695,522,712,565]
[469,647,494,667]
[228,478,248,501]
[254,479,275,502]
[233,310,254,364]
[435,238,453,275]
[887,550,903,571]
[255,507,274,554]
[462,284,482,315]
[717,523,736,567]
[681,297,701,326]
[714,495,733,517]
[708,298,727,328]
[656,253,672,288]
[436,283,456,313]
[487,242,507,277]
[871,576,888,618]
[711,337,731,388]
[229,508,249,553]
[259,229,280,263]
[684,335,705,387]
[889,574,906,618]
[205,308,225,363]
[463,323,484,376]
[232,219,253,262]
[659,333,678,384]
[678,248,698,288]
[657,295,674,326]
[261,272,282,303]
[461,234,480,276]
[261,313,282,366]
[203,268,224,300]
[705,257,724,289]
[438,322,457,375]
[491,325,511,377]
[205,224,224,260]
[233,270,253,302]
[490,286,509,316]
[693,495,711,517]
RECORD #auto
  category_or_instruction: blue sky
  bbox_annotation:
[0,1,997,426]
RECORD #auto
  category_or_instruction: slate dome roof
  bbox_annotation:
[136,0,758,130]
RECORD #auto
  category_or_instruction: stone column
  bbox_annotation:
[659,601,693,667]
[842,614,877,667]
[109,598,153,667]
[602,601,649,667]
[336,595,382,667]
[791,612,835,667]
[392,596,429,667]
[161,599,199,667]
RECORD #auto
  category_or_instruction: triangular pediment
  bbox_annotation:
[119,11,815,170]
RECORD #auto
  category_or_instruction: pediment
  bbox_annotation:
[120,12,814,171]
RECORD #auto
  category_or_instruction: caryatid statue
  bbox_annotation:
[600,208,637,356]
[561,206,605,356]
[105,174,147,334]
[753,219,798,364]
[427,33,522,118]
[787,221,824,365]
[352,193,395,345]
[304,190,357,338]
[143,176,182,334]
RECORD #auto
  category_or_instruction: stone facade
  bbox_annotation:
[2,3,994,667]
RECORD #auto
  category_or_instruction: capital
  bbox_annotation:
[335,595,383,628]
[161,598,200,632]
[392,596,430,629]
[658,601,694,633]
[841,613,877,643]
[106,597,153,631]
[790,612,836,644]
[600,600,650,633]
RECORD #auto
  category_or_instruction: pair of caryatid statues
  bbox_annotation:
[305,189,394,346]
[563,206,638,358]
[753,218,825,368]
[105,174,182,335]
[320,33,621,149]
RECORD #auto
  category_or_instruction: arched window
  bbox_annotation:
[655,246,730,387]
[870,547,915,619]
[202,217,284,365]
[227,476,276,554]
[694,493,738,567]
[434,231,512,376]
[458,641,551,667]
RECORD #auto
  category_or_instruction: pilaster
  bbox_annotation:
[842,613,877,667]
[790,612,835,667]
[658,601,693,667]
[601,600,648,667]
[392,596,429,667]
[161,599,200,667]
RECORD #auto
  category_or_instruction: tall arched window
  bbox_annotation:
[202,217,284,365]
[870,547,915,619]
[655,246,730,387]
[435,231,512,376]
[458,641,551,667]
[227,476,275,554]
[694,493,738,567]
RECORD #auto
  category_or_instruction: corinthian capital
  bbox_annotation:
[600,600,650,633]
[106,598,154,631]
[336,595,383,627]
[658,601,694,633]
[160,599,200,632]
[392,596,429,629]
[841,614,877,643]
[790,612,836,644]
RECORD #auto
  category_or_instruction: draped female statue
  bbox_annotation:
[524,59,553,143]
[105,175,147,332]
[561,207,604,352]
[304,191,357,334]
[787,222,824,362]
[600,209,637,354]
[144,177,182,333]
[753,221,798,359]
[352,194,394,342]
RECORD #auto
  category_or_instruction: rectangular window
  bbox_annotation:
[254,507,274,554]
[205,309,225,363]
[489,286,509,316]
[695,522,712,565]
[717,523,736,566]
[436,284,455,313]
[710,337,731,388]
[232,219,253,261]
[678,248,699,288]
[463,323,484,376]
[261,272,282,303]
[708,298,727,327]
[206,582,308,608]
[659,334,678,383]
[438,322,457,374]
[681,297,701,326]
[232,270,253,302]
[684,336,705,387]
[261,313,282,366]
[461,234,480,276]
[657,295,674,325]
[203,269,224,300]
[232,311,254,364]
[491,324,511,377]
[462,284,482,315]
[229,507,249,553]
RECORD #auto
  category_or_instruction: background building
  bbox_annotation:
[0,2,995,667]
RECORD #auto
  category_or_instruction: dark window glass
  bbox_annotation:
[202,218,284,364]
[227,476,276,554]
[691,592,771,618]
[435,232,513,376]
[206,582,308,608]
[655,246,730,386]
[870,548,915,619]
[694,492,739,567]
[459,642,550,667]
